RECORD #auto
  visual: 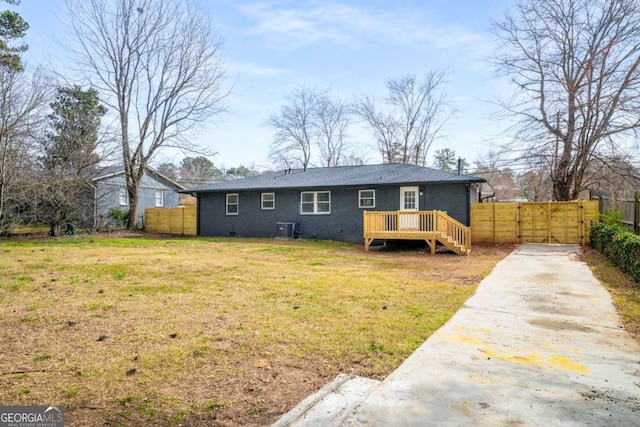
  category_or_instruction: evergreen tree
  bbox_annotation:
[179,156,220,185]
[43,85,107,172]
[0,0,28,71]
[37,85,107,235]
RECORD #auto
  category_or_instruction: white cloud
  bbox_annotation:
[236,1,488,54]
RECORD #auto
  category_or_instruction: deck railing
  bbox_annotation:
[363,210,471,254]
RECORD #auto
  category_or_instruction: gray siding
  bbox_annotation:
[423,183,471,225]
[95,172,180,227]
[197,183,473,244]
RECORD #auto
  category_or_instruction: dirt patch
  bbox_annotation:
[582,389,640,411]
[556,291,592,299]
[527,318,593,332]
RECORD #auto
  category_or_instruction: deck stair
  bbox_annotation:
[363,210,471,255]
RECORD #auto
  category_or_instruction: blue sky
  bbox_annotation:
[17,0,513,171]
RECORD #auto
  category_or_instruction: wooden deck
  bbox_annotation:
[363,210,471,255]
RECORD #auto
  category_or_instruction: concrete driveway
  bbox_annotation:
[275,244,640,426]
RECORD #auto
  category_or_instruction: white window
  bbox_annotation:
[155,189,164,207]
[300,191,331,214]
[226,193,239,215]
[359,190,375,208]
[261,193,275,210]
[119,187,128,206]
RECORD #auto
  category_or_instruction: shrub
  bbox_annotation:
[591,222,640,282]
[107,208,130,228]
[600,208,622,226]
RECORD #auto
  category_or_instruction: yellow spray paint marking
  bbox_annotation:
[548,355,589,373]
[452,327,492,336]
[482,348,590,373]
[447,330,589,373]
[483,348,543,365]
[454,335,484,345]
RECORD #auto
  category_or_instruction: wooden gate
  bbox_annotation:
[471,201,599,245]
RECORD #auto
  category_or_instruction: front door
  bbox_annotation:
[400,186,419,230]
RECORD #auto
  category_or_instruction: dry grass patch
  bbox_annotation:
[0,236,512,426]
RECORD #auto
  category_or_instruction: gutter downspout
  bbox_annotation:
[481,182,496,202]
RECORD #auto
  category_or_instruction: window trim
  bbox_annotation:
[261,192,275,210]
[119,187,128,206]
[300,191,331,215]
[226,193,239,215]
[155,189,164,207]
[358,189,375,208]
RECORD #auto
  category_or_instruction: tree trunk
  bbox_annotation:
[125,164,145,229]
[126,183,138,229]
[552,172,574,201]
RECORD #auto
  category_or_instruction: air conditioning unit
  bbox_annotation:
[276,222,295,239]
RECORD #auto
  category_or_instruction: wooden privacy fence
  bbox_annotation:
[471,201,599,245]
[145,206,197,235]
[590,191,639,233]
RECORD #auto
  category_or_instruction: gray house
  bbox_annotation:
[186,163,485,248]
[92,166,184,227]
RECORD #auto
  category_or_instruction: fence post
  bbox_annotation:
[579,201,585,246]
[516,203,521,244]
[492,202,496,244]
[635,191,639,235]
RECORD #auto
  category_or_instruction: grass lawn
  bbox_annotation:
[580,247,640,343]
[0,235,512,426]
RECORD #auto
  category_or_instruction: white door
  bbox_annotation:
[400,186,419,230]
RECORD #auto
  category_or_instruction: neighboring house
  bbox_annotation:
[185,163,485,245]
[92,166,185,227]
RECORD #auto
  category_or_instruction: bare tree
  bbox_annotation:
[269,86,317,170]
[155,162,178,181]
[314,92,350,167]
[269,87,351,169]
[518,165,553,201]
[343,150,371,166]
[492,0,640,201]
[355,71,450,165]
[0,68,50,233]
[582,155,640,193]
[353,95,397,163]
[67,0,228,228]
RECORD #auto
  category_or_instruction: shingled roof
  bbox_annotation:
[185,163,485,193]
[94,165,185,191]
